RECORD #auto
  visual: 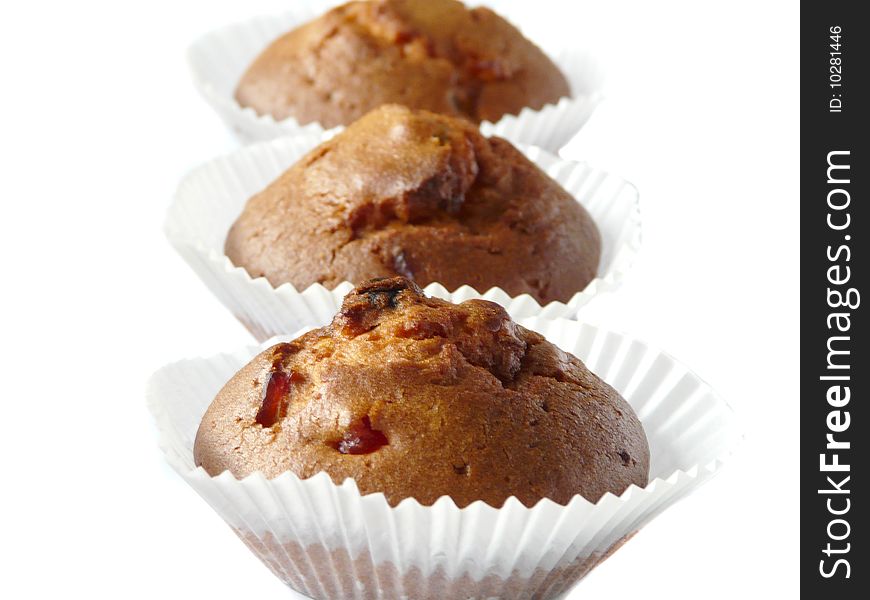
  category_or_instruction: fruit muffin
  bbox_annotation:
[235,0,570,127]
[225,104,601,304]
[194,277,649,508]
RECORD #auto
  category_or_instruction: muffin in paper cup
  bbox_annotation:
[187,0,604,150]
[148,316,741,600]
[165,134,640,342]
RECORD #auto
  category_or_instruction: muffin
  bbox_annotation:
[225,104,601,305]
[235,0,570,128]
[194,277,649,508]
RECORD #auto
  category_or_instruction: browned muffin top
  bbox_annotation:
[235,0,570,127]
[225,105,601,305]
[194,277,649,508]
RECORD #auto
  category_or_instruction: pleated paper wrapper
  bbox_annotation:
[148,316,741,600]
[187,0,604,150]
[165,135,640,341]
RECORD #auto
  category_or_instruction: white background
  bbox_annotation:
[0,1,799,598]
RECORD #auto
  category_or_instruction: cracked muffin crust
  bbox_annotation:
[194,277,649,508]
[235,0,570,127]
[225,104,601,305]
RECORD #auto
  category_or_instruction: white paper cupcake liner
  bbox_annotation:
[187,0,604,151]
[148,316,741,600]
[166,134,641,341]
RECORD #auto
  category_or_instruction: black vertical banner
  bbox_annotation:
[802,2,867,596]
